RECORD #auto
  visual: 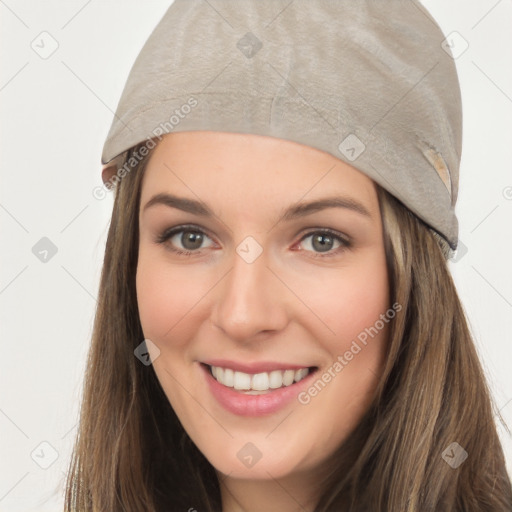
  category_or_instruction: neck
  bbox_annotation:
[217,469,323,512]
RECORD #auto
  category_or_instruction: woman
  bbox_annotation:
[64,1,512,510]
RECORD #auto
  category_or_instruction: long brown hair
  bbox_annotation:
[64,143,512,511]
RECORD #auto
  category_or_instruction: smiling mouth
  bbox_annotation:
[202,363,318,395]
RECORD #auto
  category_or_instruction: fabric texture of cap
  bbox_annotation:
[101,0,463,251]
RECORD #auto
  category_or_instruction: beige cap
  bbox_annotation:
[101,0,463,250]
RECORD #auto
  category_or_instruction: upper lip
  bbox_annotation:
[201,359,316,374]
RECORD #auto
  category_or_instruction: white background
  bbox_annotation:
[1,1,511,510]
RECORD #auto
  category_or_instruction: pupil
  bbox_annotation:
[182,231,203,250]
[313,234,332,253]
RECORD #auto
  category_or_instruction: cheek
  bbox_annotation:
[136,250,219,346]
[339,264,390,376]
[337,265,389,342]
[296,253,389,347]
[290,259,390,455]
[136,253,190,342]
[137,261,169,340]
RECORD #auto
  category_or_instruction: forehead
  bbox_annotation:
[140,131,379,217]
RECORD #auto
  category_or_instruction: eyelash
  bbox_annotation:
[155,224,351,259]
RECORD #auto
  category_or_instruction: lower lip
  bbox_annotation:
[199,363,318,417]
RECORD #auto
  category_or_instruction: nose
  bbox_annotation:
[210,247,289,343]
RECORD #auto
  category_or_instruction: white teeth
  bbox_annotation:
[269,370,283,389]
[223,368,234,387]
[294,368,309,382]
[233,371,252,390]
[283,369,295,386]
[209,365,312,392]
[251,372,269,391]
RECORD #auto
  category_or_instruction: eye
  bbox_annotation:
[155,225,351,259]
[155,225,214,256]
[297,229,351,258]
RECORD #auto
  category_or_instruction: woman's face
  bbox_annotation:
[136,131,390,483]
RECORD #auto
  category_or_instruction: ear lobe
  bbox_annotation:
[101,153,126,186]
[102,164,117,185]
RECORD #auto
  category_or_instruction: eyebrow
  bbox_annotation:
[142,193,372,220]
